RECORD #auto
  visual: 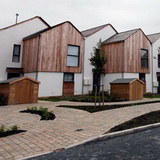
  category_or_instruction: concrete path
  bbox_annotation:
[0,99,160,160]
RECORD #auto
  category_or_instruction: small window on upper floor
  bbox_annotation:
[158,54,160,68]
[67,45,79,67]
[140,49,148,68]
[12,44,21,62]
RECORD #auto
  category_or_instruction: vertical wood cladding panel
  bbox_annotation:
[124,30,150,73]
[23,22,84,73]
[103,42,123,73]
[22,37,39,73]
[103,30,150,74]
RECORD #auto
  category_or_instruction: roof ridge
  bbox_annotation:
[147,32,160,36]
[81,23,110,32]
[117,28,140,34]
[23,21,83,41]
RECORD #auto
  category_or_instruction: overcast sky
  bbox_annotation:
[0,0,160,34]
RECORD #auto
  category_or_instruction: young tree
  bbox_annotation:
[89,39,106,90]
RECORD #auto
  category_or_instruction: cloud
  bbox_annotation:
[0,0,160,34]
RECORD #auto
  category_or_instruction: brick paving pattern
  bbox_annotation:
[0,99,160,160]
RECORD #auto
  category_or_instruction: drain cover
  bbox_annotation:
[75,129,84,132]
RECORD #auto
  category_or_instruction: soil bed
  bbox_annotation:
[58,101,160,113]
[106,110,160,133]
[0,130,26,138]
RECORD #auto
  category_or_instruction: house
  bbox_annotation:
[147,32,160,93]
[102,28,152,93]
[81,24,117,94]
[22,21,84,97]
[0,16,50,82]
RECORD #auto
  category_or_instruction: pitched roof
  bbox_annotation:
[110,78,144,84]
[81,24,117,37]
[23,21,84,40]
[0,16,50,31]
[103,29,139,44]
[0,76,40,84]
[147,32,160,43]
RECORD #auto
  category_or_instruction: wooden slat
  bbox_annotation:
[103,30,150,73]
[22,22,84,73]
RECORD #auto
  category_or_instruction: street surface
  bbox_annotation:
[28,126,160,160]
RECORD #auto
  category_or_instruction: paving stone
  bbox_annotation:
[0,99,160,159]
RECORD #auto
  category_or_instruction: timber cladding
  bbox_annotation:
[22,22,84,73]
[103,29,151,73]
[0,77,40,105]
[110,79,144,100]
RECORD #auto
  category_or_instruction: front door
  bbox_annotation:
[63,73,74,96]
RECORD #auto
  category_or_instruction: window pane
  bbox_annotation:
[67,56,78,67]
[140,49,148,68]
[158,54,160,68]
[68,45,79,56]
[13,56,19,62]
[13,45,21,62]
[14,45,20,55]
[64,73,74,82]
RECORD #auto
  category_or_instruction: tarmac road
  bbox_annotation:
[28,126,160,160]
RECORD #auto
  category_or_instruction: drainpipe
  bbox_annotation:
[122,41,124,79]
[82,37,85,95]
[36,35,41,80]
[151,44,153,93]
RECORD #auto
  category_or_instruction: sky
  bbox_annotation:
[0,0,160,35]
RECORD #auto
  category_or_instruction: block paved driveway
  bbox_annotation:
[0,99,160,160]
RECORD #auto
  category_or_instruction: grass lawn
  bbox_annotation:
[106,110,160,133]
[39,93,124,103]
[144,93,160,98]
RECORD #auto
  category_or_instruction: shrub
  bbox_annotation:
[22,106,55,120]
[0,125,5,133]
[10,125,19,131]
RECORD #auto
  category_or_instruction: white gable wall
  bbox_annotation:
[0,17,49,81]
[152,39,160,93]
[83,25,117,94]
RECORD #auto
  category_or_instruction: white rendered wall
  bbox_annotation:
[25,72,83,97]
[24,72,37,80]
[83,25,117,94]
[103,73,152,93]
[103,73,123,91]
[74,73,82,95]
[152,40,160,93]
[37,72,63,97]
[0,17,49,81]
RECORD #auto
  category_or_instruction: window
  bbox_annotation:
[158,54,160,68]
[139,73,145,82]
[140,49,148,68]
[12,44,21,62]
[64,73,74,82]
[67,45,79,67]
